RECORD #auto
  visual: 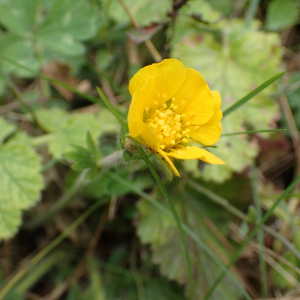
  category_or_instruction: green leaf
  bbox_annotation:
[0,0,38,37]
[35,107,120,158]
[35,0,99,56]
[103,0,171,26]
[0,34,41,77]
[0,117,16,145]
[137,180,241,299]
[65,145,96,170]
[172,18,282,182]
[266,0,299,31]
[0,135,43,239]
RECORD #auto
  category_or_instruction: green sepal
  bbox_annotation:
[155,154,173,180]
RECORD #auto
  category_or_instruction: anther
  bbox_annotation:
[162,104,167,109]
[163,94,167,99]
[159,112,165,117]
[172,97,176,101]
[170,140,175,145]
[159,135,164,140]
[176,133,182,138]
[160,145,165,149]
[158,119,165,125]
[182,138,188,143]
[185,129,190,133]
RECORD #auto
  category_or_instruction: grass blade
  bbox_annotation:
[251,166,268,298]
[221,129,286,137]
[204,174,300,300]
[96,86,127,130]
[186,178,300,260]
[223,72,285,118]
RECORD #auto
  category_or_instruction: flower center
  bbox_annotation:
[144,96,190,151]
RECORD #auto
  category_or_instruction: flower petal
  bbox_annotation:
[189,110,222,145]
[167,146,225,164]
[173,68,214,125]
[189,90,223,145]
[128,77,156,137]
[129,59,186,103]
[153,59,186,103]
[133,119,160,152]
[158,149,180,177]
[211,90,221,110]
[129,65,155,96]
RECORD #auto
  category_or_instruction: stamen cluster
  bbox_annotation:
[144,95,190,151]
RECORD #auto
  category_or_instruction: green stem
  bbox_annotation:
[134,144,194,299]
[97,150,124,168]
[0,201,104,300]
[204,174,300,300]
[107,171,252,300]
[97,87,193,295]
[251,166,268,298]
[31,133,55,147]
[245,0,261,27]
[41,158,58,173]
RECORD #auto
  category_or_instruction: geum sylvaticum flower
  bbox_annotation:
[128,58,225,177]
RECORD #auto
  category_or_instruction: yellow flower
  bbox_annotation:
[128,58,225,177]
